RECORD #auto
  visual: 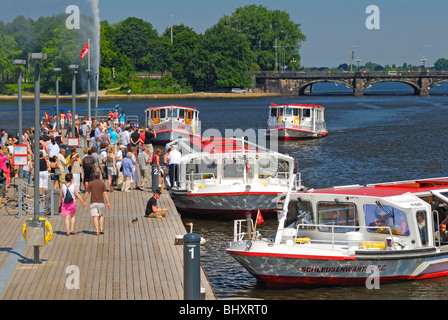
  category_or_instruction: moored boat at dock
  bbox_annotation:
[166,137,303,219]
[227,177,448,287]
[145,105,200,144]
[266,103,327,140]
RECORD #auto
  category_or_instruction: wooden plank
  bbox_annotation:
[0,188,216,300]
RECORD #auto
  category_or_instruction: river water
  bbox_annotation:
[2,82,448,299]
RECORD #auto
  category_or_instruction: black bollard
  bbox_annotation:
[151,164,159,192]
[183,233,201,300]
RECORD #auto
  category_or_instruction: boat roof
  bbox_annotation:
[306,177,448,198]
[270,103,325,110]
[145,105,198,111]
[169,137,293,159]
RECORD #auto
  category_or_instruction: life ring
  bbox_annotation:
[278,116,283,123]
[294,117,300,124]
[22,217,53,246]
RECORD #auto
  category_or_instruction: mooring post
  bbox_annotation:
[183,233,201,300]
[151,164,159,192]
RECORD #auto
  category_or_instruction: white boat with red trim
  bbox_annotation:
[227,177,448,287]
[145,105,200,144]
[166,137,303,219]
[266,103,327,140]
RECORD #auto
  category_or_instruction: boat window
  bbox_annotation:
[186,159,217,180]
[293,108,299,116]
[160,109,166,119]
[169,108,177,118]
[223,158,254,179]
[179,109,185,119]
[364,204,410,236]
[271,109,277,117]
[286,199,315,229]
[417,210,428,245]
[303,109,311,118]
[278,108,284,116]
[317,202,358,233]
[285,108,293,115]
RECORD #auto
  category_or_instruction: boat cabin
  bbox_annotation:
[275,178,448,250]
[145,105,199,127]
[167,137,300,193]
[268,104,325,129]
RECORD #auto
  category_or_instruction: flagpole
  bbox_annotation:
[252,210,260,241]
[87,39,91,121]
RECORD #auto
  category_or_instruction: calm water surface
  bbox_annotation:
[2,82,448,299]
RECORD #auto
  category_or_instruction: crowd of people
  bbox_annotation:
[0,109,182,233]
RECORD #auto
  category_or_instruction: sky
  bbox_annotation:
[1,0,447,68]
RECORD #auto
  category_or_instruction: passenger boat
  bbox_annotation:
[227,177,448,287]
[266,103,327,140]
[145,105,201,144]
[166,137,303,219]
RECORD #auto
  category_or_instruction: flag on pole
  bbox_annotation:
[80,42,89,60]
[256,210,264,225]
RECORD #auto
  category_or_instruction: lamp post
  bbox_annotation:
[355,57,362,70]
[87,68,92,121]
[53,68,61,131]
[29,52,47,264]
[68,64,79,138]
[94,72,99,117]
[13,59,26,178]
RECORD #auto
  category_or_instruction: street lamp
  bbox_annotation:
[355,57,362,70]
[94,72,99,117]
[68,64,79,138]
[29,52,47,264]
[53,68,61,131]
[86,68,92,121]
[13,59,26,178]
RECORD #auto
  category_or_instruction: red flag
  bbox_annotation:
[256,210,264,225]
[80,42,89,60]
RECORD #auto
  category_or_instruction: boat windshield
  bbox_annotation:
[286,199,315,229]
[318,201,358,233]
[364,203,410,236]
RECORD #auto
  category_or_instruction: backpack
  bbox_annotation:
[64,185,74,203]
[90,129,95,138]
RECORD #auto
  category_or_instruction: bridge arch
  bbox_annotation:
[298,79,353,95]
[363,79,420,95]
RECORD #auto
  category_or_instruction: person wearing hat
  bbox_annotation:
[121,151,135,192]
[167,144,182,188]
[144,189,167,218]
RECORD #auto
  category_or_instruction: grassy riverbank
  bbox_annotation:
[0,91,285,101]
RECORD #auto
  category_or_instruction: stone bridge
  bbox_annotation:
[252,71,448,96]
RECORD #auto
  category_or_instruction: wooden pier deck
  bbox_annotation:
[0,189,216,300]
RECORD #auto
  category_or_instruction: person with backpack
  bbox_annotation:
[60,172,86,236]
[82,149,96,191]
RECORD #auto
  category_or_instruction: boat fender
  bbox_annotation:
[294,117,300,124]
[22,217,53,247]
[278,116,283,123]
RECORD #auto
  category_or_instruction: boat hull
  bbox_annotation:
[170,190,281,219]
[153,121,200,144]
[227,244,448,287]
[267,126,327,140]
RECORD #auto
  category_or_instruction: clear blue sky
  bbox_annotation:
[1,0,447,68]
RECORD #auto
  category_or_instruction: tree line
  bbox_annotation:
[0,5,306,95]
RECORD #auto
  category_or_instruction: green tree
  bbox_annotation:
[434,58,448,71]
[218,5,306,71]
[113,17,158,71]
[192,23,253,89]
[0,33,21,92]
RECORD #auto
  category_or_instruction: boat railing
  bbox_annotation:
[185,172,218,190]
[292,223,397,250]
[233,219,255,242]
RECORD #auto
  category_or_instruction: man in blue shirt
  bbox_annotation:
[121,152,134,192]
